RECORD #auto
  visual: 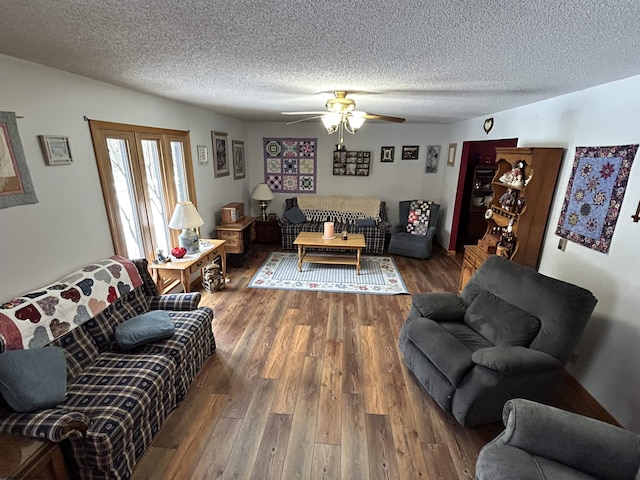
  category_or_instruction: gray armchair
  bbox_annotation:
[398,255,597,426]
[388,200,440,259]
[476,398,640,480]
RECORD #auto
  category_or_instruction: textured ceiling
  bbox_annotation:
[1,1,640,124]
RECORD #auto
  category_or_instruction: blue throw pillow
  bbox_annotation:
[284,206,307,224]
[0,347,67,412]
[115,311,176,350]
[356,218,376,227]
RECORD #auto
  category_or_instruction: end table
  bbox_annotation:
[254,219,281,244]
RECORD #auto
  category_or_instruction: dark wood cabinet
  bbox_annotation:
[254,220,281,243]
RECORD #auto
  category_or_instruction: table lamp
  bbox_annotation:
[168,201,204,254]
[252,183,275,222]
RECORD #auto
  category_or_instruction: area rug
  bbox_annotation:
[248,252,408,295]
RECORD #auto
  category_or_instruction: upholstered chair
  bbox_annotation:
[398,255,597,426]
[476,398,640,479]
[388,200,440,259]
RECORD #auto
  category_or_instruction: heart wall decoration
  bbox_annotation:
[483,117,494,134]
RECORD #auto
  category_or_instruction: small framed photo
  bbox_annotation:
[402,145,419,160]
[212,131,229,177]
[380,146,395,162]
[425,145,440,173]
[197,145,208,165]
[447,143,457,167]
[39,135,72,165]
[232,140,246,180]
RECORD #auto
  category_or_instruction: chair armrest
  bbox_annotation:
[377,220,391,232]
[0,408,90,442]
[409,292,466,321]
[494,398,640,480]
[149,292,201,311]
[278,218,292,227]
[471,346,561,375]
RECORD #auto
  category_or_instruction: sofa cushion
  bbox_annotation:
[410,292,466,321]
[284,206,307,224]
[464,290,541,347]
[0,347,67,412]
[115,311,175,350]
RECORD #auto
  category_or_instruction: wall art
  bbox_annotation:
[381,146,395,162]
[232,140,246,180]
[197,145,208,165]
[263,137,317,193]
[556,144,638,253]
[447,143,457,167]
[0,111,38,209]
[402,145,419,160]
[212,131,229,177]
[425,145,440,173]
[39,135,72,165]
[333,149,370,176]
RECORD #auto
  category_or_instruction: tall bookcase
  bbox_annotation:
[459,147,564,290]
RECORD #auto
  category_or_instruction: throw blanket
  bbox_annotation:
[406,200,432,236]
[0,256,143,351]
[297,195,381,223]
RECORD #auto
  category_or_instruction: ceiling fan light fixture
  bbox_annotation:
[346,112,365,132]
[322,113,341,133]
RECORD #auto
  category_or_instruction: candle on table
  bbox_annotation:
[324,221,334,238]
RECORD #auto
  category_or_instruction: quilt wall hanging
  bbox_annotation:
[0,111,38,209]
[556,144,638,253]
[263,137,317,193]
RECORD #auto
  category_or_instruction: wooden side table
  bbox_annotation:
[215,217,256,254]
[148,239,226,294]
[0,433,69,480]
[254,219,281,244]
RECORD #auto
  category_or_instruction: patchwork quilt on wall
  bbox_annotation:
[556,144,638,253]
[263,137,317,193]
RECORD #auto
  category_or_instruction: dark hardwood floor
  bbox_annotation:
[131,244,615,480]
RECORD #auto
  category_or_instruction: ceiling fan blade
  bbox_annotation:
[362,113,406,123]
[285,115,325,125]
[282,111,327,116]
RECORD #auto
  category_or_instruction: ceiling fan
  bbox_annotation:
[282,91,405,147]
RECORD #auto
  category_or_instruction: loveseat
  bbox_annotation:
[0,256,215,479]
[279,195,390,254]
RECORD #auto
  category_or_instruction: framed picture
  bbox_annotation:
[197,145,208,165]
[232,140,246,180]
[39,135,72,165]
[402,145,419,160]
[380,146,395,162]
[212,131,229,177]
[447,143,457,167]
[425,145,440,173]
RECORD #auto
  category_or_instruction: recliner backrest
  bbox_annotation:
[461,255,597,364]
[398,200,440,229]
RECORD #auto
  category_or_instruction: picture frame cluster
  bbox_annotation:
[211,131,245,179]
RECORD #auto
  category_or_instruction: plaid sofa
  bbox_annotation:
[0,258,216,480]
[278,197,390,254]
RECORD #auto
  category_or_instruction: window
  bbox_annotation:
[89,120,197,260]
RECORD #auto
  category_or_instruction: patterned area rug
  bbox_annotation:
[248,252,408,295]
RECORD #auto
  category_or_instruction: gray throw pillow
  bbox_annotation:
[0,346,67,412]
[115,311,175,350]
[284,206,307,224]
[464,290,541,346]
[356,218,376,227]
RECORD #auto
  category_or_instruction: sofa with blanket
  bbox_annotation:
[0,256,216,480]
[278,195,390,254]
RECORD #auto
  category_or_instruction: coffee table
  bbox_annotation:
[293,232,367,274]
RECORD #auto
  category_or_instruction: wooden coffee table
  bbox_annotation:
[293,232,367,274]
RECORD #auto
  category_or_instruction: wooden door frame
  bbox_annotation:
[448,138,518,254]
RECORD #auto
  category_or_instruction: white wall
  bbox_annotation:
[0,55,248,299]
[443,75,640,431]
[245,122,449,226]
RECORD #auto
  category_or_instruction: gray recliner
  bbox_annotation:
[398,255,597,426]
[476,398,640,479]
[388,200,440,259]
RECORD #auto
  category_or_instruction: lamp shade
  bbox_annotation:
[168,201,204,229]
[252,183,275,201]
